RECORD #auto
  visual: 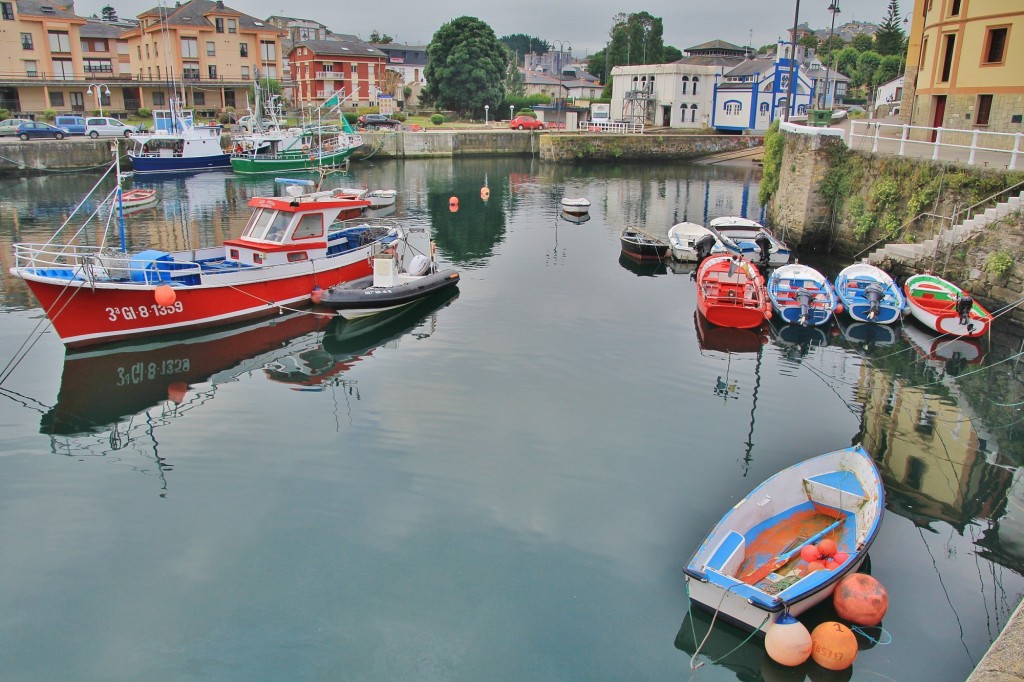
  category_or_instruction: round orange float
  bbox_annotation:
[810,621,858,671]
[834,573,889,626]
[154,284,176,306]
[167,381,188,404]
[817,538,838,557]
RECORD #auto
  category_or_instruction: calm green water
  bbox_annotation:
[1,158,1022,681]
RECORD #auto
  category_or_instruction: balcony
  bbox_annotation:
[0,70,260,87]
[315,72,342,80]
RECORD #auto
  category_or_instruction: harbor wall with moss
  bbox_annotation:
[764,125,1024,330]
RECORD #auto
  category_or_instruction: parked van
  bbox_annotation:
[85,116,138,138]
[54,115,87,135]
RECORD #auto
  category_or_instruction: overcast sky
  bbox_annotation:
[80,0,900,57]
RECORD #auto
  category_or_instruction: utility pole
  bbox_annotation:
[784,0,800,122]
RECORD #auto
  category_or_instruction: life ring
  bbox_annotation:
[301,143,310,152]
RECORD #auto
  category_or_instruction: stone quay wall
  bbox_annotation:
[538,133,762,162]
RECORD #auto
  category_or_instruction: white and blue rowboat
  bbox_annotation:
[708,217,791,267]
[834,262,908,324]
[684,445,884,633]
[766,263,839,327]
[667,222,717,262]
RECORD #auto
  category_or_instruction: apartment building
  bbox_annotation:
[0,0,284,117]
[902,0,1024,136]
[288,36,388,109]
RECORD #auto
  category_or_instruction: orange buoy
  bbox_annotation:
[833,573,889,626]
[817,538,838,557]
[311,285,323,304]
[805,560,825,575]
[154,284,176,306]
[765,613,813,667]
[167,381,188,404]
[449,196,458,206]
[832,551,850,565]
[481,186,490,200]
[801,544,821,563]
[810,621,858,671]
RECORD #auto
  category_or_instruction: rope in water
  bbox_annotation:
[684,579,770,671]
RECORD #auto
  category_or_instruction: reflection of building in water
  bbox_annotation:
[857,364,1011,531]
[602,169,762,235]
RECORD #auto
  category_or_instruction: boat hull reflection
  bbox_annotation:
[41,311,332,435]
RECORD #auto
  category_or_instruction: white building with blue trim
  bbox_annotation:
[712,41,817,132]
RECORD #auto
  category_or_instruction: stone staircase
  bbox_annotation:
[866,190,1024,267]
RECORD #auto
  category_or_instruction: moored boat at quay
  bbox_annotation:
[9,161,395,348]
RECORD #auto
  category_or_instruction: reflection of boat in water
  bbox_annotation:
[560,210,591,224]
[902,320,985,366]
[617,252,667,276]
[674,607,764,681]
[836,316,900,348]
[694,311,767,354]
[264,287,460,388]
[768,314,831,360]
[40,311,331,436]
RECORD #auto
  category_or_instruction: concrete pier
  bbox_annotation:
[967,598,1024,681]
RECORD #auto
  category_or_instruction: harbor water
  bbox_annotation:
[1,157,1022,681]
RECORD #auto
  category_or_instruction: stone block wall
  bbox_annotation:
[766,131,844,246]
[538,134,761,163]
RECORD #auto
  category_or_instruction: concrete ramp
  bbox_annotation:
[695,146,764,165]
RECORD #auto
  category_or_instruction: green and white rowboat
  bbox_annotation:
[904,273,992,338]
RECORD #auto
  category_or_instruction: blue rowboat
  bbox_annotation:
[834,262,907,325]
[766,263,839,326]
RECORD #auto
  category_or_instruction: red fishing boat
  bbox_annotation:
[695,254,771,329]
[10,162,383,348]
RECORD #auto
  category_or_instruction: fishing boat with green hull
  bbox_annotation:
[904,273,992,338]
[230,128,362,175]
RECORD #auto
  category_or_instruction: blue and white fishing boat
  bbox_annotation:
[684,445,884,633]
[834,262,907,324]
[127,101,229,174]
[708,216,791,266]
[766,263,838,326]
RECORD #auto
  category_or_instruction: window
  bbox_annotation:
[228,19,236,33]
[692,77,699,95]
[759,102,770,114]
[983,27,1008,65]
[940,34,955,82]
[293,213,323,239]
[724,100,742,115]
[137,45,142,59]
[153,91,165,105]
[240,43,248,57]
[181,37,198,59]
[950,0,961,16]
[83,58,113,73]
[20,32,32,49]
[193,91,205,105]
[224,90,236,107]
[690,103,698,123]
[260,40,276,61]
[681,75,689,95]
[215,17,224,33]
[207,41,216,56]
[241,65,249,79]
[1,2,13,20]
[48,31,71,53]
[975,94,993,126]
[49,92,64,106]
[145,43,150,58]
[24,60,37,77]
[183,62,200,79]
[208,64,217,79]
[51,58,73,79]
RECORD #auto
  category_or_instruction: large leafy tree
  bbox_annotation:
[874,54,903,86]
[500,34,549,66]
[835,47,861,80]
[855,50,882,88]
[874,0,906,56]
[504,46,526,98]
[607,12,667,68]
[369,30,394,44]
[586,48,607,83]
[663,45,683,62]
[422,17,508,116]
[851,33,875,52]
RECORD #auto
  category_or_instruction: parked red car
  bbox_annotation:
[509,116,545,130]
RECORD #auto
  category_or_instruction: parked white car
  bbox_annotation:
[85,117,138,138]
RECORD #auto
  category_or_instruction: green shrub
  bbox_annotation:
[430,113,445,126]
[0,108,9,120]
[137,107,151,118]
[758,120,783,205]
[392,112,407,122]
[42,109,56,120]
[985,250,1014,278]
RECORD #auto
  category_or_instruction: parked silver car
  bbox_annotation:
[0,118,32,136]
[85,116,138,138]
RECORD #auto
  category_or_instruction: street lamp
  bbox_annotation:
[552,40,572,128]
[510,104,514,122]
[485,104,489,126]
[822,1,840,110]
[86,83,111,117]
[784,0,801,122]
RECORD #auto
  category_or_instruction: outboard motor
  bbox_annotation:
[694,233,716,265]
[864,282,885,320]
[955,292,974,328]
[754,232,772,267]
[796,287,813,326]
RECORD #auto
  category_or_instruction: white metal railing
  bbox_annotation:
[314,73,339,80]
[847,120,1023,170]
[13,243,203,283]
[578,120,645,134]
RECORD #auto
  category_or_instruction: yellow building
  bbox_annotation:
[902,0,1024,136]
[0,0,283,118]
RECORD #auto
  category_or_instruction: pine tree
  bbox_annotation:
[100,4,117,21]
[874,0,906,56]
